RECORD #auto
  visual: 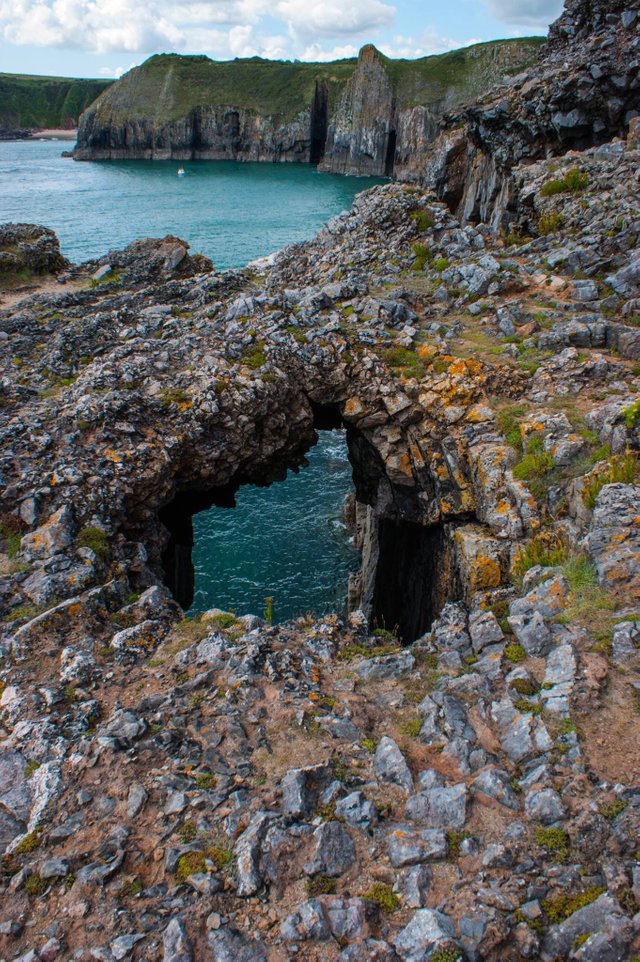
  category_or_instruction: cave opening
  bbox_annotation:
[384,129,397,178]
[310,81,329,165]
[158,402,460,641]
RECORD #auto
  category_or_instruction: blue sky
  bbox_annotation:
[0,0,564,78]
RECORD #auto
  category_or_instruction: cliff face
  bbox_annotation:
[421,0,640,227]
[0,73,111,129]
[74,106,314,162]
[72,40,543,167]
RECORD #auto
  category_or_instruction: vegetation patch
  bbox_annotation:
[380,345,425,380]
[540,167,590,196]
[535,827,570,860]
[512,530,568,582]
[541,886,604,924]
[504,643,526,663]
[538,211,565,235]
[362,882,400,913]
[599,798,627,820]
[581,450,639,510]
[306,874,336,896]
[78,525,109,557]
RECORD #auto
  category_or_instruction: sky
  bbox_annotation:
[0,0,564,78]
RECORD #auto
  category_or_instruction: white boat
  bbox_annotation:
[177,167,186,176]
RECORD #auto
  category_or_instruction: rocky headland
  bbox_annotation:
[1,1,640,960]
[70,40,543,172]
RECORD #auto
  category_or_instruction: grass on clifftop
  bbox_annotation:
[0,73,111,128]
[87,38,544,127]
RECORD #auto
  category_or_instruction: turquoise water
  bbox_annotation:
[0,140,368,619]
[0,139,380,267]
[191,431,359,622]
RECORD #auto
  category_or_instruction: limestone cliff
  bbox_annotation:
[421,0,640,227]
[72,40,543,168]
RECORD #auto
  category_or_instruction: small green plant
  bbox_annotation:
[541,886,604,924]
[242,342,267,369]
[622,400,640,429]
[599,798,627,820]
[412,242,432,271]
[24,874,47,896]
[510,678,538,697]
[582,451,640,510]
[446,831,468,860]
[361,737,377,754]
[0,519,22,559]
[363,882,400,913]
[205,844,233,870]
[160,387,192,410]
[381,345,424,380]
[120,876,143,898]
[540,168,589,196]
[77,525,109,557]
[495,404,526,453]
[513,433,555,492]
[538,211,565,235]
[400,718,422,737]
[175,851,205,882]
[178,822,197,842]
[194,773,218,790]
[410,210,435,232]
[430,946,463,962]
[264,596,273,624]
[24,761,41,778]
[504,644,526,663]
[15,831,40,854]
[433,257,449,273]
[207,612,237,631]
[535,827,570,860]
[306,874,336,896]
[513,698,542,716]
[512,530,568,581]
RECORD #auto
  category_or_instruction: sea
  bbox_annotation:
[0,138,380,620]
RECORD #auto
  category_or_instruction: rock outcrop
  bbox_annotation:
[71,40,543,169]
[1,8,640,957]
[422,0,640,227]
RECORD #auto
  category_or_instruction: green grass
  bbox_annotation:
[512,531,568,581]
[534,827,570,861]
[622,400,640,430]
[77,525,109,557]
[362,882,400,913]
[0,72,111,128]
[380,345,425,379]
[582,450,639,510]
[512,433,555,496]
[541,887,604,924]
[540,167,590,197]
[82,39,543,129]
[538,211,565,235]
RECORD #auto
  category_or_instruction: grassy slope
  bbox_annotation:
[89,39,545,127]
[0,74,112,128]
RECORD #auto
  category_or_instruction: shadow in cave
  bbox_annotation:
[159,400,459,642]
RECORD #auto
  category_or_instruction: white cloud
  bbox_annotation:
[0,0,397,56]
[481,0,562,28]
[379,29,476,59]
[274,0,395,39]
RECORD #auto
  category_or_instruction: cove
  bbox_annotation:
[0,140,383,267]
[186,430,359,623]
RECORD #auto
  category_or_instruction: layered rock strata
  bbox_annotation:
[0,130,639,959]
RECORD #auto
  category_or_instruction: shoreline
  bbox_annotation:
[0,127,77,142]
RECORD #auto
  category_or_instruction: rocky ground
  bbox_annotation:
[0,125,639,962]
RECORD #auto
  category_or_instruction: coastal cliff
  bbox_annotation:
[71,40,543,168]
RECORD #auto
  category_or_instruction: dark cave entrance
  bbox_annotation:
[159,401,459,641]
[384,129,397,178]
[371,519,450,643]
[310,82,329,165]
